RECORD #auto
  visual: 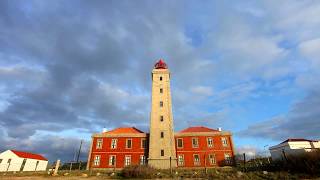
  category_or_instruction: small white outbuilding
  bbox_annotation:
[0,150,48,172]
[269,138,320,160]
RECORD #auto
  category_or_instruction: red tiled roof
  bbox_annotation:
[281,138,318,144]
[11,150,47,161]
[179,126,219,133]
[105,127,144,134]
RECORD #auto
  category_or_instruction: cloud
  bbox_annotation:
[299,38,320,68]
[238,89,320,141]
[190,86,213,96]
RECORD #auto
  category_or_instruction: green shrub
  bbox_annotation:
[121,165,156,178]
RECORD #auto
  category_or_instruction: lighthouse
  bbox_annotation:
[148,59,177,169]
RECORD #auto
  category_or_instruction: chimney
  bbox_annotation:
[218,127,222,131]
[102,127,107,133]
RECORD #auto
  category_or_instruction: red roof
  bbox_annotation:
[154,59,168,69]
[179,126,219,133]
[105,127,144,134]
[281,138,318,144]
[11,150,47,161]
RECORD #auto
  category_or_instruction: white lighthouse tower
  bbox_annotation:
[148,59,177,169]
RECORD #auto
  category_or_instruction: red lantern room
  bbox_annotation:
[154,59,168,69]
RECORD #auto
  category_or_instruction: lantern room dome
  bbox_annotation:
[154,59,168,69]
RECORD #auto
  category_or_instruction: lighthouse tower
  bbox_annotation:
[148,59,177,169]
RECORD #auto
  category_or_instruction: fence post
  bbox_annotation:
[53,159,60,176]
[69,162,73,172]
[243,153,246,172]
[170,157,172,175]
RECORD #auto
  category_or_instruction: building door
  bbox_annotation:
[20,159,27,171]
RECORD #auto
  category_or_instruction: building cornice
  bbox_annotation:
[92,133,147,138]
[174,131,232,137]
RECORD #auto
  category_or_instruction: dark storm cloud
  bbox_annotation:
[0,134,89,162]
[238,88,320,140]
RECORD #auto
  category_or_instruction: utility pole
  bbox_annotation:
[76,140,83,163]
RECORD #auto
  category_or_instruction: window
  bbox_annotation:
[177,138,183,148]
[94,155,100,166]
[35,161,39,171]
[208,154,216,165]
[141,139,147,149]
[111,139,117,149]
[160,115,164,122]
[96,139,103,149]
[160,101,163,107]
[126,139,132,149]
[178,154,184,166]
[125,156,131,166]
[160,76,162,81]
[161,149,164,156]
[140,155,146,165]
[193,154,200,166]
[207,137,213,148]
[0,159,2,164]
[161,132,164,138]
[109,155,116,166]
[224,153,232,164]
[160,88,163,93]
[7,159,11,164]
[192,138,199,148]
[221,137,228,147]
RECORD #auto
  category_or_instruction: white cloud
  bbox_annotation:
[299,38,320,68]
[190,86,213,96]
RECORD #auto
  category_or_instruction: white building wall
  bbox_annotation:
[0,150,48,172]
[23,159,48,171]
[0,150,23,172]
[269,141,320,160]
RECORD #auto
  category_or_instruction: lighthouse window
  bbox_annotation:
[161,132,164,138]
[160,101,163,107]
[160,76,162,81]
[161,149,164,156]
[160,88,163,93]
[160,115,164,122]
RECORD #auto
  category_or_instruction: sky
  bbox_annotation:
[0,0,320,162]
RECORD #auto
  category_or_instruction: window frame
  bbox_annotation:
[193,154,200,166]
[207,137,213,148]
[126,138,132,149]
[192,137,199,148]
[221,137,228,147]
[93,155,100,166]
[141,138,147,149]
[110,139,117,149]
[124,155,131,166]
[208,154,216,165]
[177,138,184,149]
[178,154,184,166]
[96,138,103,149]
[140,155,146,165]
[224,153,232,164]
[109,155,116,166]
